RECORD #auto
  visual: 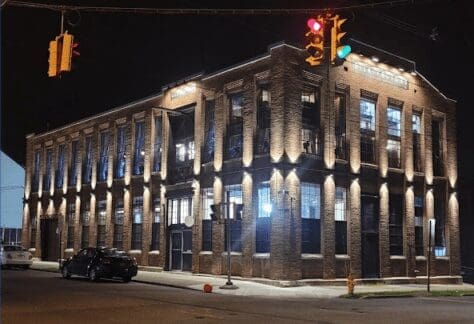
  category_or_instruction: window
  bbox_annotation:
[335,93,347,160]
[414,196,424,256]
[301,92,316,106]
[33,151,41,192]
[116,126,126,178]
[30,215,37,248]
[225,185,242,251]
[387,107,401,137]
[434,186,446,256]
[43,148,53,191]
[256,87,271,154]
[133,121,145,175]
[113,199,124,250]
[203,100,215,163]
[69,141,78,186]
[360,99,376,131]
[301,129,321,155]
[256,182,271,253]
[132,196,143,250]
[151,198,161,251]
[98,131,110,182]
[301,182,321,254]
[55,144,66,189]
[389,194,403,255]
[170,110,195,168]
[412,113,422,172]
[301,90,321,156]
[432,119,444,176]
[335,187,347,254]
[167,197,192,225]
[153,117,162,172]
[387,139,401,169]
[96,200,106,247]
[81,202,90,249]
[67,202,75,248]
[83,137,93,184]
[201,188,213,251]
[227,93,243,159]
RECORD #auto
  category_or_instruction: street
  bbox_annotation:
[2,269,474,323]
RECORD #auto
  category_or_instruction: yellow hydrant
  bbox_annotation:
[347,273,355,296]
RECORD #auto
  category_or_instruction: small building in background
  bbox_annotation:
[1,151,24,245]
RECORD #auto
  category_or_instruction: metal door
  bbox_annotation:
[170,232,183,270]
[40,218,59,262]
[361,195,380,278]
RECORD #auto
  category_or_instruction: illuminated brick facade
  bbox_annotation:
[22,43,460,281]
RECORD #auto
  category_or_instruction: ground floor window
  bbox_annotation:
[96,200,106,247]
[201,189,213,251]
[389,194,403,255]
[151,198,161,251]
[81,226,89,249]
[225,184,242,252]
[113,199,124,250]
[335,187,347,254]
[30,216,37,248]
[414,196,424,256]
[301,182,320,254]
[132,196,143,250]
[168,197,193,225]
[256,182,271,253]
[67,203,75,249]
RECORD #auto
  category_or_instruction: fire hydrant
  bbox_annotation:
[347,273,355,296]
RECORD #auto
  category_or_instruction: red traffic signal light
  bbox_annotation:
[307,18,322,32]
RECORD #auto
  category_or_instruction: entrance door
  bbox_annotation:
[40,218,59,262]
[361,195,379,278]
[170,232,183,270]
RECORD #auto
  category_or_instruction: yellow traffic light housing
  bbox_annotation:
[330,15,349,65]
[60,32,74,73]
[305,17,325,66]
[48,39,60,77]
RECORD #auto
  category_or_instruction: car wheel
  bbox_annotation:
[89,267,99,282]
[62,265,71,279]
[122,276,132,283]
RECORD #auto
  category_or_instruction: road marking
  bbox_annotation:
[420,297,474,304]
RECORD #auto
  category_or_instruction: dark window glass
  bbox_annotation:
[387,139,401,168]
[434,186,446,256]
[335,187,347,254]
[256,88,270,154]
[414,196,424,256]
[97,132,109,182]
[113,199,124,250]
[301,182,321,254]
[169,110,195,182]
[81,202,90,248]
[151,198,160,251]
[226,93,243,159]
[301,90,322,156]
[82,137,93,184]
[256,182,271,253]
[335,93,347,160]
[360,133,376,164]
[55,144,66,189]
[133,121,145,175]
[412,113,422,172]
[432,119,444,176]
[69,141,78,186]
[30,215,37,248]
[387,107,402,168]
[153,117,162,172]
[131,196,143,250]
[96,200,106,247]
[33,151,41,192]
[360,99,376,164]
[43,148,53,191]
[389,194,403,255]
[203,100,215,163]
[201,188,213,251]
[67,203,75,248]
[225,185,242,252]
[115,126,126,178]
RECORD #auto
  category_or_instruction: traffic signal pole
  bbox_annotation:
[220,191,238,289]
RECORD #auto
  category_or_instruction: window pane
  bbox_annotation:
[412,113,421,134]
[225,184,242,219]
[301,182,320,219]
[44,148,53,190]
[133,196,143,224]
[387,107,401,137]
[83,137,92,184]
[69,141,78,186]
[202,188,213,220]
[55,144,66,189]
[153,117,162,172]
[115,126,126,178]
[33,151,41,191]
[230,93,243,120]
[258,183,272,218]
[335,187,346,221]
[133,121,145,175]
[98,132,109,182]
[360,99,376,131]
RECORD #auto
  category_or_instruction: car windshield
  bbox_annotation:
[98,248,127,257]
[3,246,22,252]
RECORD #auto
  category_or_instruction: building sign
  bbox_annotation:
[352,61,409,90]
[170,83,196,100]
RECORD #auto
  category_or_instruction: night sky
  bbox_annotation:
[2,1,473,257]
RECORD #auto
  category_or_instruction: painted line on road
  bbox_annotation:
[420,297,474,304]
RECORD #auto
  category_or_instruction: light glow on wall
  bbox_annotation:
[170,83,196,100]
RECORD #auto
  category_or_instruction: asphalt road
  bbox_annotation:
[2,269,474,324]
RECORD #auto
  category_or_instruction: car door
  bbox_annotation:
[78,248,95,276]
[69,249,87,274]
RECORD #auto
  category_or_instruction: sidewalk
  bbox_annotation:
[31,261,474,299]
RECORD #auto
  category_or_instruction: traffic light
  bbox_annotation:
[330,15,351,65]
[60,32,74,72]
[305,17,325,66]
[210,203,223,221]
[48,38,60,77]
[234,203,243,221]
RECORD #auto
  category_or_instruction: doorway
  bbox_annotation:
[361,194,380,278]
[40,218,59,262]
[169,228,192,271]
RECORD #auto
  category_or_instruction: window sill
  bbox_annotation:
[360,163,378,169]
[387,167,404,174]
[221,252,242,257]
[416,256,427,261]
[65,248,74,253]
[148,250,160,255]
[128,250,142,254]
[390,255,406,260]
[335,159,348,164]
[199,251,213,255]
[28,248,36,253]
[301,254,323,260]
[253,253,270,259]
[435,256,450,261]
[336,254,350,260]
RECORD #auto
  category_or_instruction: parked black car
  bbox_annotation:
[61,247,138,283]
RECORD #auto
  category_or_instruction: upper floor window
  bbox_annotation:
[301,182,320,219]
[301,92,316,106]
[201,188,213,220]
[360,99,376,131]
[335,93,347,160]
[432,119,444,176]
[115,126,126,178]
[412,113,421,134]
[225,184,243,219]
[170,110,195,165]
[43,148,53,191]
[257,182,272,218]
[335,187,347,221]
[33,150,41,192]
[133,121,145,175]
[98,131,110,182]
[387,107,401,137]
[69,141,78,186]
[82,137,93,184]
[227,94,243,159]
[301,91,320,125]
[153,117,162,172]
[203,100,215,163]
[230,93,243,123]
[55,144,66,189]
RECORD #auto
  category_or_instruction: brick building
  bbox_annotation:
[22,42,460,282]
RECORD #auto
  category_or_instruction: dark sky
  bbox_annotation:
[2,0,473,173]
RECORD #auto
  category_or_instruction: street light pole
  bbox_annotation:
[220,192,238,290]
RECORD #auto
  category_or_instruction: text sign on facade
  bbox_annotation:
[352,61,409,90]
